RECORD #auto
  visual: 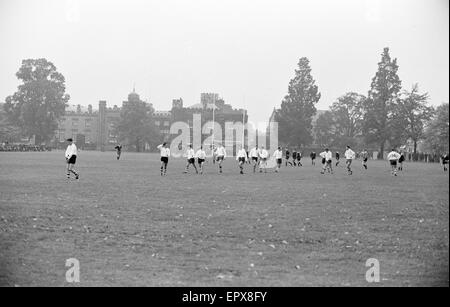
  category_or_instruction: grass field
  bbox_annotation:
[0,151,448,287]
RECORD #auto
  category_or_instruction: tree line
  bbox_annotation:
[274,48,449,156]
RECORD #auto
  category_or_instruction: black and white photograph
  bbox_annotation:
[0,0,448,293]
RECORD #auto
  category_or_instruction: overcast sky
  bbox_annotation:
[0,0,448,124]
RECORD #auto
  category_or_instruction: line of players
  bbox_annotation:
[62,138,450,180]
[155,143,380,176]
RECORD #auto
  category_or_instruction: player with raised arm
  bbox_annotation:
[157,142,170,176]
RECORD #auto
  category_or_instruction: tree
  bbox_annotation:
[330,92,366,148]
[115,92,161,152]
[395,84,434,154]
[4,59,70,144]
[275,57,321,146]
[0,110,22,143]
[423,103,449,154]
[313,111,335,147]
[362,47,402,157]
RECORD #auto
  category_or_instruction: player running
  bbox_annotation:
[215,143,227,173]
[296,150,302,167]
[183,144,198,174]
[320,148,333,174]
[335,151,340,166]
[157,142,170,176]
[344,145,356,175]
[115,144,122,160]
[387,148,401,176]
[65,138,79,180]
[441,153,449,172]
[360,149,369,170]
[285,147,293,166]
[196,146,207,174]
[236,146,249,174]
[398,151,405,171]
[274,146,283,173]
[259,146,269,173]
[249,145,261,173]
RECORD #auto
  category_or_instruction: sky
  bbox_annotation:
[0,0,448,125]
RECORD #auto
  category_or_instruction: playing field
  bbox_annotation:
[0,151,448,286]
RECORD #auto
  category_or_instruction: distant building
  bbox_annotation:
[55,91,247,151]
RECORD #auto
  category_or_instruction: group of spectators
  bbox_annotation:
[0,142,51,152]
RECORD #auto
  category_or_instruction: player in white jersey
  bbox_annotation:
[236,146,249,174]
[259,146,269,173]
[215,144,227,173]
[196,146,207,174]
[183,144,198,174]
[249,146,261,173]
[65,138,79,180]
[344,145,356,175]
[273,146,283,173]
[320,148,333,174]
[157,142,171,176]
[387,148,401,176]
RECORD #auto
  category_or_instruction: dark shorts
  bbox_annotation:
[252,157,258,162]
[260,158,267,162]
[198,158,205,164]
[399,156,405,163]
[297,156,301,161]
[216,156,224,162]
[363,158,368,162]
[390,160,397,166]
[67,155,77,164]
[286,155,290,160]
[161,157,169,164]
[322,158,326,164]
[443,160,449,165]
[326,160,332,165]
[276,158,282,165]
[188,158,195,164]
[238,157,246,163]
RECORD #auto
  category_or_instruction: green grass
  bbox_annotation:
[0,151,448,286]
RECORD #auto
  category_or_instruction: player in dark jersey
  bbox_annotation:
[310,151,316,166]
[335,151,340,166]
[398,151,405,171]
[292,149,297,166]
[285,147,293,166]
[296,150,302,166]
[115,144,122,160]
[442,153,449,172]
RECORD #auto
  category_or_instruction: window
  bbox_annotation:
[164,121,170,127]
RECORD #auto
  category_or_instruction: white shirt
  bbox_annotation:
[273,149,283,159]
[236,149,248,160]
[65,143,77,158]
[215,146,227,158]
[260,149,269,159]
[157,144,170,157]
[344,149,356,160]
[387,151,401,161]
[324,151,332,161]
[249,147,260,158]
[195,149,206,159]
[185,148,195,159]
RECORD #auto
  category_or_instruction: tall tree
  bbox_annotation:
[423,103,449,154]
[395,84,434,154]
[330,92,366,148]
[275,57,321,146]
[4,58,70,144]
[313,111,335,147]
[362,47,402,157]
[115,92,161,152]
